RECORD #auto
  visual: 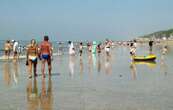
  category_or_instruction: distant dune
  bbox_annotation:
[140,28,173,39]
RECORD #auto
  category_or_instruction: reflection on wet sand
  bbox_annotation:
[13,60,19,84]
[69,56,75,78]
[160,55,168,75]
[97,54,102,73]
[92,54,97,69]
[133,61,157,69]
[88,53,93,75]
[26,78,53,110]
[3,62,11,86]
[40,78,53,110]
[79,57,83,75]
[1,44,173,110]
[104,55,112,75]
[130,62,137,80]
[26,78,39,110]
[130,61,157,80]
[3,60,20,86]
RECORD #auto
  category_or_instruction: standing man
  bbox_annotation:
[129,42,136,61]
[12,40,19,59]
[149,40,154,54]
[39,36,53,78]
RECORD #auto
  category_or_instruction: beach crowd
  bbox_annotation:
[3,36,168,79]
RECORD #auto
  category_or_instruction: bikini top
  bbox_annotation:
[28,46,37,56]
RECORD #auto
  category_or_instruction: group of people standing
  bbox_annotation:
[4,37,113,79]
[4,36,53,79]
[26,36,53,78]
[4,40,21,59]
[67,39,113,57]
[7,37,162,79]
[129,40,155,57]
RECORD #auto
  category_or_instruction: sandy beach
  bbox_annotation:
[0,43,173,110]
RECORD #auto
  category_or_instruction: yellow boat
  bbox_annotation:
[133,61,156,68]
[133,54,156,61]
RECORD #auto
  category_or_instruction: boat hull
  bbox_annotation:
[133,54,156,61]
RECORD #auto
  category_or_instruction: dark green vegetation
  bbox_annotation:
[141,28,173,39]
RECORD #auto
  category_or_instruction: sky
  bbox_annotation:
[0,0,173,41]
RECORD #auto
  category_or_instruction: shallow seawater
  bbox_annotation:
[0,44,173,110]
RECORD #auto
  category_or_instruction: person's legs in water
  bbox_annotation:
[13,51,18,60]
[7,50,10,59]
[106,51,109,56]
[149,46,153,54]
[33,60,37,77]
[41,54,52,77]
[41,59,46,78]
[79,50,82,56]
[28,60,32,78]
[47,57,52,76]
[4,50,8,59]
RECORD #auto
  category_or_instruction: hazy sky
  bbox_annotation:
[0,0,173,41]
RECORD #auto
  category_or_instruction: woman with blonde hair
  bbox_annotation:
[26,39,38,78]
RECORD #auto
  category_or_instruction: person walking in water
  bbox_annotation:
[162,46,168,55]
[97,43,102,54]
[68,41,75,55]
[39,36,53,78]
[4,40,11,59]
[26,39,38,78]
[87,42,92,53]
[129,42,136,61]
[12,40,19,60]
[79,42,83,56]
[92,41,97,54]
[105,40,111,56]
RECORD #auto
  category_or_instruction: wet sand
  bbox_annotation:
[0,44,173,110]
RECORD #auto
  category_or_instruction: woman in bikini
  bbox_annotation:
[26,39,38,78]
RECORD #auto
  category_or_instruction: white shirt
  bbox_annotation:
[69,43,75,55]
[133,42,137,48]
[13,41,19,52]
